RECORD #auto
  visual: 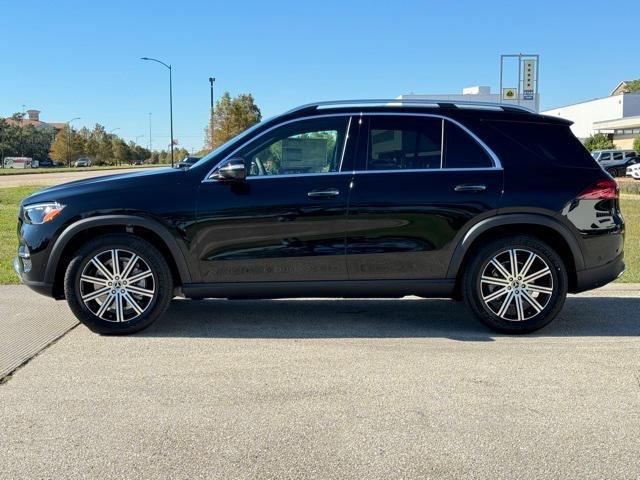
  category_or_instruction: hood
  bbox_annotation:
[22,167,178,206]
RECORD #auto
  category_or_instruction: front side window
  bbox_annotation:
[236,117,349,177]
[599,153,611,161]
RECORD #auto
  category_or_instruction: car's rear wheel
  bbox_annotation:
[462,235,568,334]
[64,234,173,335]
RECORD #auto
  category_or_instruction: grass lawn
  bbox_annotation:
[0,185,638,285]
[0,164,160,176]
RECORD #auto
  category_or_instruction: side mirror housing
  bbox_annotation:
[213,158,246,181]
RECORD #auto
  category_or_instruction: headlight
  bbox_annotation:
[23,202,66,224]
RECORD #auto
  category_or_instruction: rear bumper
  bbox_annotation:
[573,252,625,293]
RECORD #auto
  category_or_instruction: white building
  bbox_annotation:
[541,83,640,149]
[397,86,539,112]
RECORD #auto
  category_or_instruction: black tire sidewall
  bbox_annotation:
[463,235,568,334]
[64,234,173,335]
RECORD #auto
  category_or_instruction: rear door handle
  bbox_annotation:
[454,184,486,193]
[308,188,340,198]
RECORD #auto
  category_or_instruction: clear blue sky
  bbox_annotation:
[2,0,638,152]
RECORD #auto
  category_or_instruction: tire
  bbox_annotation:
[64,233,173,335]
[462,235,568,334]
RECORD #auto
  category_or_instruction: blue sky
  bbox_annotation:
[2,0,639,152]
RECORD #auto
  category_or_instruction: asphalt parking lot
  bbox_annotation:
[1,285,639,479]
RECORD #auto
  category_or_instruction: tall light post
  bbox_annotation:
[66,117,80,168]
[209,77,215,146]
[141,57,174,167]
[148,112,152,152]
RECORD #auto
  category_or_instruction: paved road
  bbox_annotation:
[0,167,162,187]
[0,285,639,479]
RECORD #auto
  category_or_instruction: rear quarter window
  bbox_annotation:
[483,120,599,169]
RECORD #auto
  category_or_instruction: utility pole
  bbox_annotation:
[148,112,152,152]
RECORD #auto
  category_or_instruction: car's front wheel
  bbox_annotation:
[462,235,568,334]
[64,234,173,335]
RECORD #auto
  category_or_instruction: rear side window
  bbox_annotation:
[612,152,623,160]
[443,121,493,168]
[368,116,442,170]
[366,116,494,170]
[485,120,598,168]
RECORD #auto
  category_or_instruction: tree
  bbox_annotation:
[634,135,640,154]
[622,79,640,93]
[205,92,261,150]
[584,133,614,152]
[49,125,85,165]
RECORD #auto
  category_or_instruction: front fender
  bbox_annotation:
[44,214,192,285]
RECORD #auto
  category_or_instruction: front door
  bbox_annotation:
[195,115,356,283]
[346,114,503,280]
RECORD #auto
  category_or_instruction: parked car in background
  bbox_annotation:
[626,163,640,180]
[14,99,625,336]
[74,157,91,168]
[592,149,638,177]
[175,156,201,168]
[37,158,57,168]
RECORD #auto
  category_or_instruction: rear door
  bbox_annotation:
[345,114,503,280]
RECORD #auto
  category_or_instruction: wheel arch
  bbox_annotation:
[46,215,192,299]
[448,214,584,296]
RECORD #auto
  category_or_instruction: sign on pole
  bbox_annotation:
[523,59,535,100]
[502,88,518,101]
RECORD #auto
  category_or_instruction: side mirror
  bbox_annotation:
[213,158,246,181]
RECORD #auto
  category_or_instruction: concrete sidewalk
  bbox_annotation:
[0,286,77,380]
[0,283,637,382]
[0,284,639,479]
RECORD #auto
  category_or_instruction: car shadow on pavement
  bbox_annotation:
[135,296,640,341]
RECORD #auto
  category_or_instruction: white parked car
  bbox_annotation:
[626,163,640,180]
[74,157,91,168]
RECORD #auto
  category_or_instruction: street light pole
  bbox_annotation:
[209,77,215,146]
[141,57,174,167]
[66,117,80,168]
[148,112,152,152]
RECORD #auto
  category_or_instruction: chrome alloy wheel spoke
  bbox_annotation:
[79,249,155,323]
[480,248,554,322]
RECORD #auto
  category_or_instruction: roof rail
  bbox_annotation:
[284,99,536,115]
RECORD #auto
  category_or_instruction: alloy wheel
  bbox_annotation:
[79,249,156,322]
[479,248,554,322]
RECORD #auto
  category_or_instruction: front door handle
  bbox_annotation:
[308,188,340,198]
[454,184,486,193]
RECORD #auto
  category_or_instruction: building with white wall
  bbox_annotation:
[398,86,539,112]
[541,87,640,148]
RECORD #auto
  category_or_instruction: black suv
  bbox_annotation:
[15,100,625,335]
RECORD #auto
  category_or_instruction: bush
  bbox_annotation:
[584,133,615,152]
[633,135,640,154]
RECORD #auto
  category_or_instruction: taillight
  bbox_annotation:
[577,179,619,200]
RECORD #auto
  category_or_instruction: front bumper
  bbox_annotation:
[14,255,54,297]
[573,252,625,293]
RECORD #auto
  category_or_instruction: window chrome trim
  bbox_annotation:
[202,111,502,183]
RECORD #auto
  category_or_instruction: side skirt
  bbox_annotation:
[182,279,455,300]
